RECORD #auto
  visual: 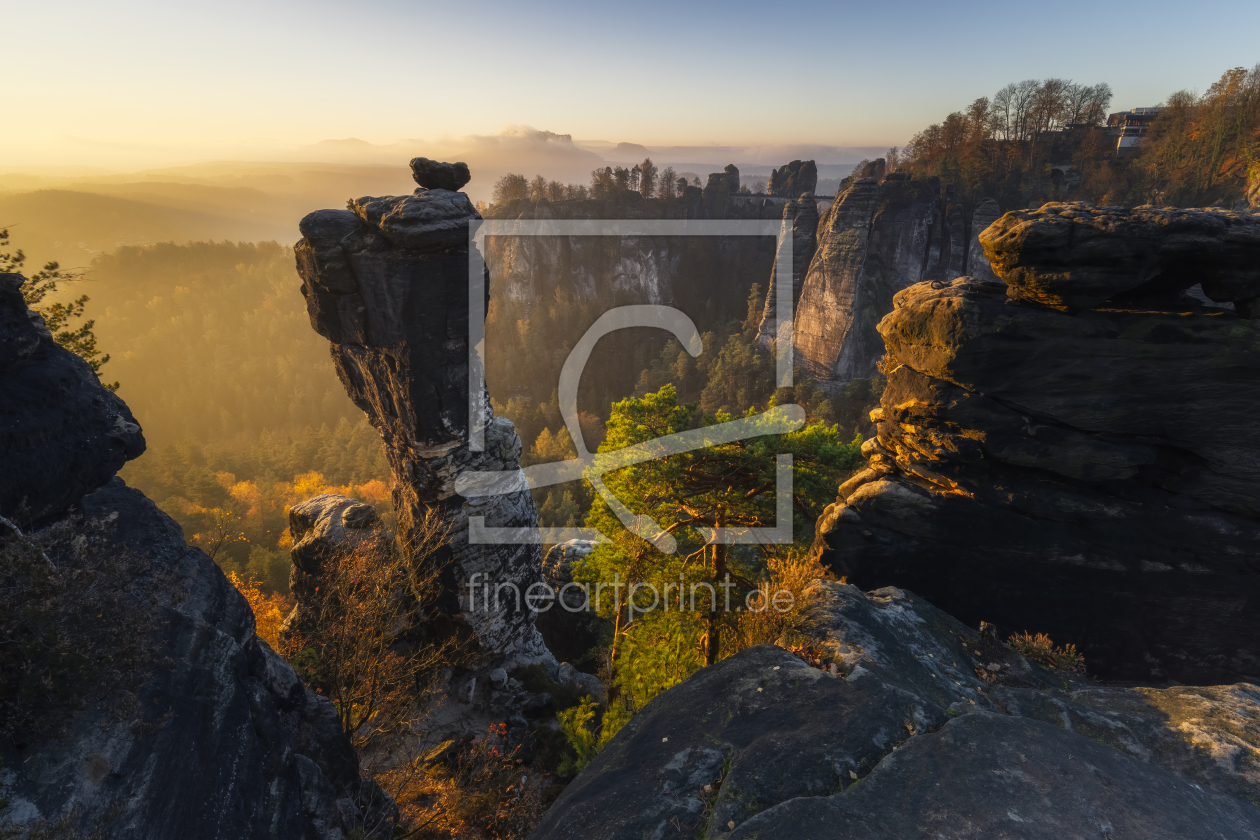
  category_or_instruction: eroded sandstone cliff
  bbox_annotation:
[767,159,818,197]
[811,203,1260,685]
[532,582,1260,840]
[754,195,818,349]
[0,275,387,838]
[295,160,549,661]
[789,177,1002,389]
[481,175,784,314]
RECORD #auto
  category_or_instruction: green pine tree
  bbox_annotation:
[1,229,117,390]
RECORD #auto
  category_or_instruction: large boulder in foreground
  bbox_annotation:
[1,482,394,839]
[979,202,1260,311]
[813,276,1260,685]
[531,582,1260,839]
[0,274,391,837]
[0,273,144,527]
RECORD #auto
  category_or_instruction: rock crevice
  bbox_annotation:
[790,177,1000,389]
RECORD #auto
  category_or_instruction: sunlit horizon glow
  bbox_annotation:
[7,0,1260,171]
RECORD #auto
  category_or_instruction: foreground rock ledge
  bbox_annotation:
[0,273,391,838]
[531,582,1260,840]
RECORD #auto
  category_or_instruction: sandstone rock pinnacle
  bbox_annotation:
[296,162,548,662]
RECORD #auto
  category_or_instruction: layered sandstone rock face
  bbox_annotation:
[481,170,784,314]
[812,203,1260,685]
[0,273,144,526]
[754,195,819,348]
[791,178,1001,387]
[533,582,1260,840]
[295,162,548,661]
[980,202,1260,311]
[0,275,387,837]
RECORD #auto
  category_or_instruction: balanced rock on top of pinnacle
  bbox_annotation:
[979,202,1260,312]
[410,157,471,191]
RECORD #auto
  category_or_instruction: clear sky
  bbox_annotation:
[7,0,1259,168]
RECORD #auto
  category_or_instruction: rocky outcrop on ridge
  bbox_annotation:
[0,276,390,838]
[791,177,1001,388]
[767,159,818,197]
[979,202,1260,311]
[295,163,550,662]
[531,582,1260,840]
[279,493,393,646]
[0,273,145,527]
[811,206,1260,684]
[754,195,819,348]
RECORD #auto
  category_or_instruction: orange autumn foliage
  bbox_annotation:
[227,570,293,650]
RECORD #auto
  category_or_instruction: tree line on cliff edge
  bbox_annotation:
[488,157,774,210]
[884,65,1260,208]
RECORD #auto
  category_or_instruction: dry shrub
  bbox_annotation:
[273,508,540,837]
[226,571,292,651]
[273,505,566,838]
[725,549,832,655]
[375,725,552,840]
[283,508,460,752]
[0,515,159,743]
[1006,631,1086,674]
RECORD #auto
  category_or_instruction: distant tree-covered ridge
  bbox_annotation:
[489,156,697,208]
[882,64,1260,209]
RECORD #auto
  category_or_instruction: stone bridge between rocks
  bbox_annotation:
[731,193,836,213]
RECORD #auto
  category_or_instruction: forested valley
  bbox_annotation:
[15,235,877,599]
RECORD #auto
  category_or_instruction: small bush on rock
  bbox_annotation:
[556,696,601,776]
[0,516,159,743]
[282,509,458,750]
[226,571,291,651]
[1006,631,1086,673]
